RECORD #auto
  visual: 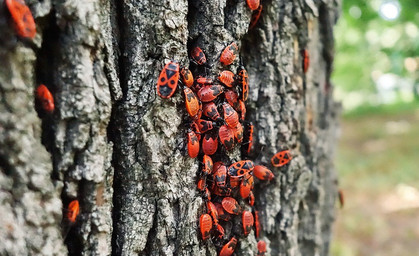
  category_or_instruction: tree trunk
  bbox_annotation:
[0,0,340,255]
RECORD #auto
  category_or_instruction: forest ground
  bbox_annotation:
[331,101,419,256]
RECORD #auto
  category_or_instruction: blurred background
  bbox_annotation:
[331,0,419,255]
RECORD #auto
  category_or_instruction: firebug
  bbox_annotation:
[199,214,212,240]
[202,133,218,155]
[67,200,80,223]
[224,89,240,110]
[221,197,241,215]
[254,210,261,238]
[246,0,260,10]
[218,125,235,151]
[232,122,244,143]
[228,160,254,177]
[202,154,213,175]
[239,173,254,199]
[36,84,54,113]
[271,150,292,167]
[302,49,309,73]
[183,87,199,117]
[196,76,213,85]
[218,70,235,87]
[237,66,249,101]
[197,84,224,102]
[187,129,199,158]
[257,240,267,256]
[5,0,36,39]
[180,68,194,88]
[219,237,237,256]
[191,46,206,65]
[253,165,274,181]
[196,119,215,133]
[220,42,238,66]
[157,61,180,99]
[222,102,239,128]
[203,102,222,121]
[242,210,254,236]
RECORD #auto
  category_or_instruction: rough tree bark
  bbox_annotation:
[0,0,340,255]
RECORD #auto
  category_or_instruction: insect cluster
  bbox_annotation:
[156,2,296,254]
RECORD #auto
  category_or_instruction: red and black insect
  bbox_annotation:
[202,133,218,155]
[253,165,274,181]
[301,49,309,73]
[207,201,225,238]
[218,70,235,87]
[197,84,224,102]
[222,102,239,128]
[36,84,55,113]
[232,122,243,143]
[202,155,213,175]
[219,237,237,256]
[228,160,254,177]
[242,210,254,236]
[221,197,241,215]
[242,122,254,155]
[246,0,260,10]
[191,46,207,65]
[213,163,227,188]
[67,200,80,223]
[157,61,180,99]
[196,119,215,133]
[180,68,194,88]
[5,0,36,39]
[237,66,249,101]
[199,213,213,240]
[220,42,238,66]
[203,102,222,121]
[196,76,213,85]
[184,87,200,117]
[254,210,261,238]
[224,89,240,110]
[271,150,292,167]
[191,122,201,141]
[187,129,199,158]
[239,173,254,199]
[218,125,235,151]
[257,240,267,256]
[249,5,263,30]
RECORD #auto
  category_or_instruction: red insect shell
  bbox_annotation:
[254,210,261,238]
[248,191,255,206]
[212,186,232,197]
[221,197,241,215]
[246,0,260,10]
[68,200,80,223]
[5,0,36,39]
[202,155,213,175]
[222,103,239,128]
[202,133,218,155]
[220,42,238,66]
[214,202,231,221]
[199,214,213,240]
[196,76,213,85]
[196,119,215,133]
[232,122,244,144]
[203,102,222,121]
[190,122,201,141]
[238,100,246,121]
[197,84,224,102]
[218,125,235,151]
[228,160,254,177]
[180,68,194,88]
[36,84,55,113]
[271,150,292,167]
[218,70,235,87]
[240,173,254,199]
[237,66,249,101]
[224,89,240,110]
[249,5,263,30]
[197,177,206,191]
[257,240,267,255]
[157,61,180,99]
[184,87,199,117]
[187,129,199,158]
[253,165,274,181]
[193,101,203,120]
[242,210,254,236]
[302,49,309,73]
[191,47,206,65]
[213,163,227,188]
[219,237,237,256]
[207,201,219,223]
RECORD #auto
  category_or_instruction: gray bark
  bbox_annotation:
[0,0,340,255]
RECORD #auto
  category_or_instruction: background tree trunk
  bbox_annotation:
[0,0,340,255]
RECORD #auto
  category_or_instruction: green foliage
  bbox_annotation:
[332,0,419,95]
